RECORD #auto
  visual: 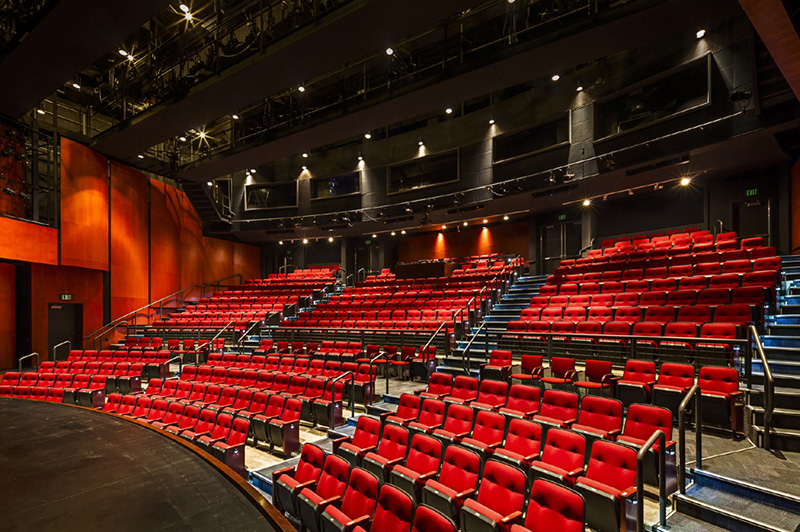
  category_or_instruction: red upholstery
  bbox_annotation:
[493,418,543,470]
[444,376,480,404]
[574,441,637,532]
[571,395,624,441]
[572,359,615,395]
[530,428,586,486]
[533,390,579,429]
[273,443,325,516]
[386,393,422,425]
[461,410,507,457]
[411,505,457,532]
[419,373,453,399]
[408,398,446,433]
[389,433,443,502]
[461,460,527,532]
[422,445,482,524]
[615,360,657,407]
[297,454,352,532]
[510,479,585,532]
[362,484,413,532]
[471,379,509,411]
[499,384,540,419]
[363,423,410,483]
[699,366,743,432]
[321,467,379,532]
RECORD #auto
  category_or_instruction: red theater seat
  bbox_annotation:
[510,479,585,532]
[460,460,527,532]
[574,441,638,532]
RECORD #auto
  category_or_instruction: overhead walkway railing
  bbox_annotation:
[84,274,243,349]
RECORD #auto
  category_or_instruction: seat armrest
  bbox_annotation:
[601,374,619,386]
[620,486,637,499]
[487,441,502,450]
[567,467,584,479]
[607,428,622,439]
[455,487,476,500]
[332,435,350,453]
[319,495,342,508]
[500,511,523,526]
[346,514,370,529]
[564,417,577,427]
[565,370,578,381]
[532,367,544,378]
[385,456,404,467]
[191,430,211,439]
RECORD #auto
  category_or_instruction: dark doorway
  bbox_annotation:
[540,221,582,274]
[732,199,770,243]
[47,303,83,362]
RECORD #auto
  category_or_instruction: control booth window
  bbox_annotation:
[388,150,459,195]
[310,172,360,200]
[245,181,298,210]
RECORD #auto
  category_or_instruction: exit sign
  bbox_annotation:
[558,214,567,221]
[746,188,758,197]
[60,293,72,301]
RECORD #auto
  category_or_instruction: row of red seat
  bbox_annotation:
[593,231,761,255]
[103,394,250,475]
[2,361,144,395]
[303,306,469,321]
[0,375,106,407]
[328,289,482,303]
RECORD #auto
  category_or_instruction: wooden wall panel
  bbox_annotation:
[180,191,203,291]
[399,222,529,263]
[0,217,58,265]
[150,180,182,300]
[110,162,149,320]
[0,262,15,369]
[203,237,234,284]
[234,242,262,281]
[30,263,103,359]
[60,138,109,271]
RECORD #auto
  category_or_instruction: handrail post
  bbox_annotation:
[678,383,699,494]
[18,352,40,372]
[52,340,71,362]
[696,380,703,470]
[751,325,774,450]
[636,430,666,532]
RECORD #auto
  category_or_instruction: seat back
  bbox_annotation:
[340,467,380,521]
[406,433,443,475]
[522,479,585,532]
[488,349,512,367]
[351,415,382,449]
[470,410,506,446]
[698,366,740,395]
[622,404,673,442]
[539,390,579,423]
[417,399,446,427]
[475,379,508,407]
[293,443,326,485]
[395,393,422,420]
[449,376,479,402]
[584,440,638,491]
[505,384,541,414]
[264,394,286,418]
[316,454,351,500]
[280,397,302,422]
[425,373,453,396]
[474,460,527,518]
[442,403,475,434]
[437,443,482,494]
[371,484,414,532]
[622,360,656,383]
[377,423,409,461]
[541,428,586,472]
[576,396,623,433]
[411,505,456,532]
[657,363,695,389]
[504,418,543,458]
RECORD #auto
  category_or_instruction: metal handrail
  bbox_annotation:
[357,268,366,283]
[164,356,182,378]
[18,352,39,372]
[190,320,235,363]
[85,273,244,345]
[331,371,355,420]
[52,340,71,361]
[368,351,391,397]
[750,325,774,450]
[460,322,487,375]
[237,321,261,347]
[279,264,295,273]
[678,383,703,494]
[636,429,667,532]
[422,322,448,355]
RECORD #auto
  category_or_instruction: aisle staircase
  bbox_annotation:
[437,274,547,377]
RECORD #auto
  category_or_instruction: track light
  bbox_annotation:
[250,168,256,173]
[302,152,308,158]
[680,177,692,186]
[463,221,468,226]
[36,109,45,115]
[298,85,306,93]
[301,165,307,170]
[364,132,372,139]
[179,3,189,12]
[72,82,80,89]
[119,49,128,56]
[696,29,706,39]
[576,85,584,92]
[551,74,560,82]
[503,215,509,221]
[386,47,394,56]
[401,230,406,235]
[179,136,186,142]
[418,137,424,146]
[489,119,495,125]
[391,231,396,236]
[207,181,213,187]
[231,114,239,120]
[405,204,413,213]
[358,155,363,161]
[582,199,591,207]
[482,219,488,224]
[328,237,334,243]
[372,234,377,238]
[138,154,144,159]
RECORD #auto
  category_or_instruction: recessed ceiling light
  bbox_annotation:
[72,82,80,89]
[576,86,584,92]
[582,199,591,206]
[231,114,239,120]
[680,177,691,186]
[119,49,128,56]
[385,47,394,56]
[179,3,189,12]
[401,230,406,235]
[36,109,45,115]
[364,132,372,139]
[298,85,306,93]
[328,237,334,243]
[302,238,308,244]
[696,29,706,39]
[207,181,213,187]
[463,221,468,226]
[445,107,453,114]
[551,74,560,81]
[138,154,144,159]
[302,152,308,158]
[179,136,186,142]
[503,215,509,221]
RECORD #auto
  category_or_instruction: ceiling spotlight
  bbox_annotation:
[184,12,192,20]
[503,215,509,221]
[179,3,189,12]
[358,155,363,161]
[137,154,144,159]
[508,0,516,3]
[302,152,308,158]
[250,168,256,173]
[482,219,488,224]
[364,132,372,139]
[576,86,584,92]
[328,236,334,243]
[405,205,413,213]
[445,107,453,115]
[442,225,447,230]
[298,85,306,93]
[301,165,307,170]
[199,131,206,139]
[696,29,706,39]
[231,114,239,120]
[302,238,309,244]
[36,109,45,115]
[179,136,186,142]
[418,138,424,146]
[72,82,80,89]
[401,230,406,235]
[207,181,213,187]
[278,240,283,245]
[489,119,495,125]
[463,221,468,226]
[551,74,560,82]
[386,47,394,56]
[680,177,691,186]
[391,231,396,236]
[128,54,134,61]
[119,49,128,56]
[582,199,591,206]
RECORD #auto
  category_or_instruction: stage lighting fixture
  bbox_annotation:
[278,240,283,245]
[445,108,453,114]
[302,152,308,158]
[328,237,334,243]
[551,74,560,81]
[298,85,306,93]
[72,83,80,89]
[582,199,591,206]
[696,29,706,39]
[36,109,45,115]
[391,231,396,236]
[386,47,394,55]
[179,136,186,142]
[401,230,406,235]
[119,49,128,56]
[503,215,509,221]
[184,12,192,20]
[463,221,468,226]
[364,132,372,139]
[232,114,239,120]
[372,234,377,238]
[482,219,488,224]
[576,85,584,92]
[207,181,213,187]
[301,165,307,170]
[179,4,189,12]
[138,154,144,159]
[680,177,691,186]
[302,238,309,244]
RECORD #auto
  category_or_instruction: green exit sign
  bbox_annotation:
[558,214,567,221]
[746,188,758,197]
[60,293,72,301]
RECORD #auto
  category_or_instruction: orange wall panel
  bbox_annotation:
[399,222,529,263]
[180,191,203,290]
[234,242,262,281]
[30,263,104,359]
[203,237,234,284]
[0,217,58,265]
[110,162,149,320]
[60,138,109,271]
[150,180,182,301]
[0,262,15,369]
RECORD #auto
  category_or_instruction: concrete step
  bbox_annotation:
[749,405,800,431]
[751,371,800,389]
[767,324,800,336]
[753,357,800,375]
[747,388,800,410]
[750,425,800,452]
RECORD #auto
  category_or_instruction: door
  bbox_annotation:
[48,303,83,361]
[732,199,770,244]
[540,221,582,274]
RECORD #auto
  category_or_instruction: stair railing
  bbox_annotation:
[236,321,262,350]
[52,340,71,362]
[368,352,390,398]
[190,319,235,364]
[18,352,39,372]
[636,429,667,532]
[85,273,243,349]
[330,371,354,427]
[460,322,487,375]
[164,356,182,380]
[750,325,775,449]
[678,383,703,494]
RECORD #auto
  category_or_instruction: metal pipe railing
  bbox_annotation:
[18,352,39,372]
[678,383,702,494]
[52,340,71,362]
[636,430,667,532]
[191,320,235,364]
[460,322,487,375]
[164,356,182,379]
[368,352,390,398]
[330,371,355,427]
[236,321,261,348]
[750,325,774,450]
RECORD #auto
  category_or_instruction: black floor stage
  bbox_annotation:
[0,398,292,532]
